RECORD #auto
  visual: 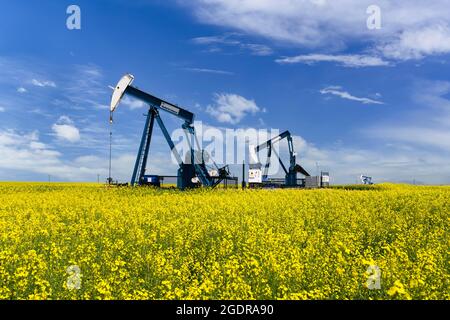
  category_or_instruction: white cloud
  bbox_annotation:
[91,102,109,110]
[2,123,445,184]
[206,93,261,124]
[31,79,56,88]
[1,60,100,114]
[379,24,450,60]
[0,128,180,182]
[0,106,5,112]
[52,125,80,143]
[366,80,450,152]
[0,129,138,181]
[369,127,450,151]
[183,67,234,75]
[298,141,450,185]
[276,54,390,67]
[259,130,450,184]
[186,0,359,46]
[320,86,384,105]
[121,96,146,110]
[192,34,240,46]
[184,1,450,62]
[62,64,108,110]
[0,130,61,172]
[80,65,102,77]
[240,43,273,56]
[52,116,80,142]
[192,34,273,56]
[413,81,450,126]
[187,124,450,184]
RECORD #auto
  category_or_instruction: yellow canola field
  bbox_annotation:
[0,183,448,300]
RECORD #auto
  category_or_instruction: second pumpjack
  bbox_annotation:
[249,130,310,187]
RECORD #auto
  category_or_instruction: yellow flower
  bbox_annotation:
[0,182,447,299]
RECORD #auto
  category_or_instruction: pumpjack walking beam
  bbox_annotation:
[255,130,310,186]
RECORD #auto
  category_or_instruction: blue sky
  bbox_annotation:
[1,0,450,184]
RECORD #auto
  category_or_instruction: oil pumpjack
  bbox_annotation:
[109,74,231,190]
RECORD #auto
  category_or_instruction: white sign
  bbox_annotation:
[249,169,262,183]
[160,102,180,114]
[208,170,218,177]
